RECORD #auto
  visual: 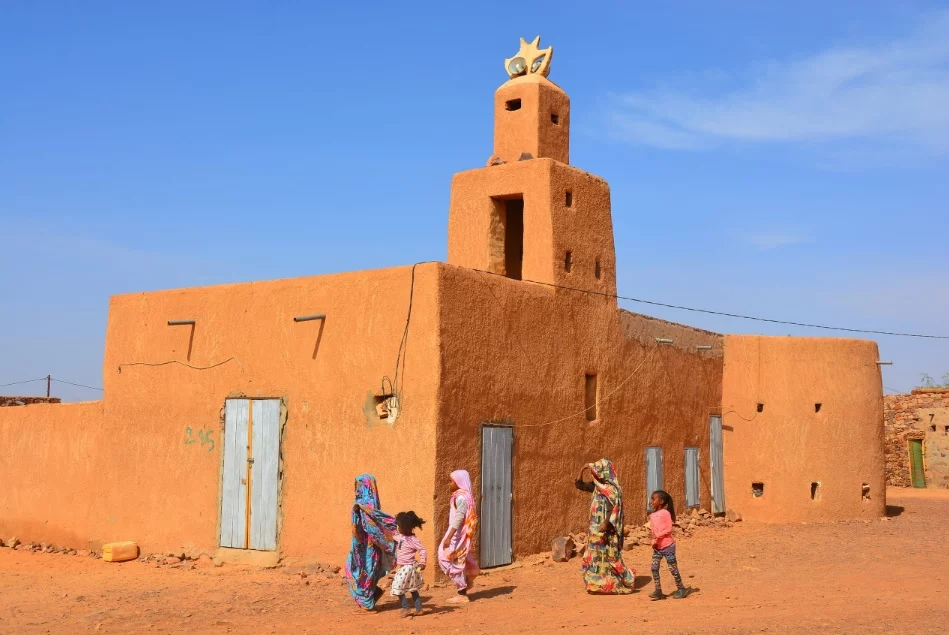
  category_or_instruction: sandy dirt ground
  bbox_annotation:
[1,487,947,635]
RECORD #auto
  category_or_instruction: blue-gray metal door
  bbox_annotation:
[480,425,513,568]
[645,446,663,511]
[221,399,280,550]
[221,399,249,548]
[685,447,700,508]
[710,415,726,514]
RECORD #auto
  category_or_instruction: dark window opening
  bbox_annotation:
[932,425,938,432]
[565,191,573,208]
[551,113,560,125]
[752,482,764,497]
[585,374,598,421]
[862,483,871,501]
[944,426,948,434]
[594,258,602,280]
[489,197,524,280]
[757,403,764,413]
[810,482,821,500]
[565,251,572,273]
[815,403,822,413]
[505,99,522,111]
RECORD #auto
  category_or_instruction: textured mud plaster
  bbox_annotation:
[0,266,442,571]
[213,395,289,555]
[721,335,886,522]
[432,265,724,562]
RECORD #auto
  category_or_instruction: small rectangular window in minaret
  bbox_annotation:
[505,99,522,111]
[585,374,598,421]
[595,258,602,280]
[565,251,572,272]
[551,113,560,125]
[565,191,573,208]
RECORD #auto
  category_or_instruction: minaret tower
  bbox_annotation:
[447,36,617,302]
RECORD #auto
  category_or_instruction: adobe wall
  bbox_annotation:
[0,265,442,569]
[884,389,949,488]
[721,335,885,522]
[434,265,724,559]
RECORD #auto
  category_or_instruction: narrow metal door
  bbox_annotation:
[909,439,926,488]
[710,415,726,514]
[480,425,513,568]
[221,399,249,548]
[250,399,280,550]
[645,446,663,511]
[220,398,280,550]
[685,447,700,508]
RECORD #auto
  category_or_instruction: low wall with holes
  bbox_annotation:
[721,335,886,522]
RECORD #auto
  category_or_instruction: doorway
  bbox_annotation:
[480,425,513,568]
[710,415,725,514]
[220,399,281,550]
[645,446,664,511]
[909,439,926,488]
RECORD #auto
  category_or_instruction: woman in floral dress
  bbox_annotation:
[575,458,636,594]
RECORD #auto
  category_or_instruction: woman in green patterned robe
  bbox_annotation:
[575,458,636,594]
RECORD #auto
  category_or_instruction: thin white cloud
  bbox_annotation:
[746,233,813,251]
[609,11,949,156]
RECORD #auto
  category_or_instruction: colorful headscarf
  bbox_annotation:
[444,469,479,567]
[344,474,397,609]
[588,459,624,547]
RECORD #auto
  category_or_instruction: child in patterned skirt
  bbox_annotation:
[391,511,427,617]
[649,490,692,600]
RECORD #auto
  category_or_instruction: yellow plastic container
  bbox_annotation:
[102,541,139,562]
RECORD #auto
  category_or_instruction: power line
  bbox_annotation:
[51,377,103,392]
[0,377,47,388]
[472,269,949,340]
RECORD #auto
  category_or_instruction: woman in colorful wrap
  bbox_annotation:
[438,469,481,604]
[574,458,637,594]
[344,474,398,610]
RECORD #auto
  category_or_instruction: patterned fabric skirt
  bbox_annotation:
[581,531,636,595]
[390,564,424,596]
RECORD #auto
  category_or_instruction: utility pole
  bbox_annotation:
[46,375,51,398]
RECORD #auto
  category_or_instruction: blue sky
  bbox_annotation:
[2,1,947,401]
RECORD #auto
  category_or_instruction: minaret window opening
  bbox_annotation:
[489,196,524,280]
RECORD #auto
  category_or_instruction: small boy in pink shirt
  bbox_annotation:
[649,490,692,600]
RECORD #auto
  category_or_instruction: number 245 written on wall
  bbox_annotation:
[184,427,215,452]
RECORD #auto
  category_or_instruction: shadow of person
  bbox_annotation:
[468,585,516,601]
[886,505,905,517]
[633,575,653,591]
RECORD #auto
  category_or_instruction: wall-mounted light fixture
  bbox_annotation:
[875,361,893,365]
[696,345,713,350]
[167,320,195,326]
[656,338,674,345]
[293,314,327,323]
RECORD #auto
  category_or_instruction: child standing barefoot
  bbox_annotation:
[391,512,427,617]
[649,490,692,600]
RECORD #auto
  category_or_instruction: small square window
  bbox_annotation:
[752,482,764,497]
[565,191,573,208]
[810,482,821,500]
[551,113,560,125]
[815,403,822,413]
[505,99,522,111]
[757,403,764,413]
